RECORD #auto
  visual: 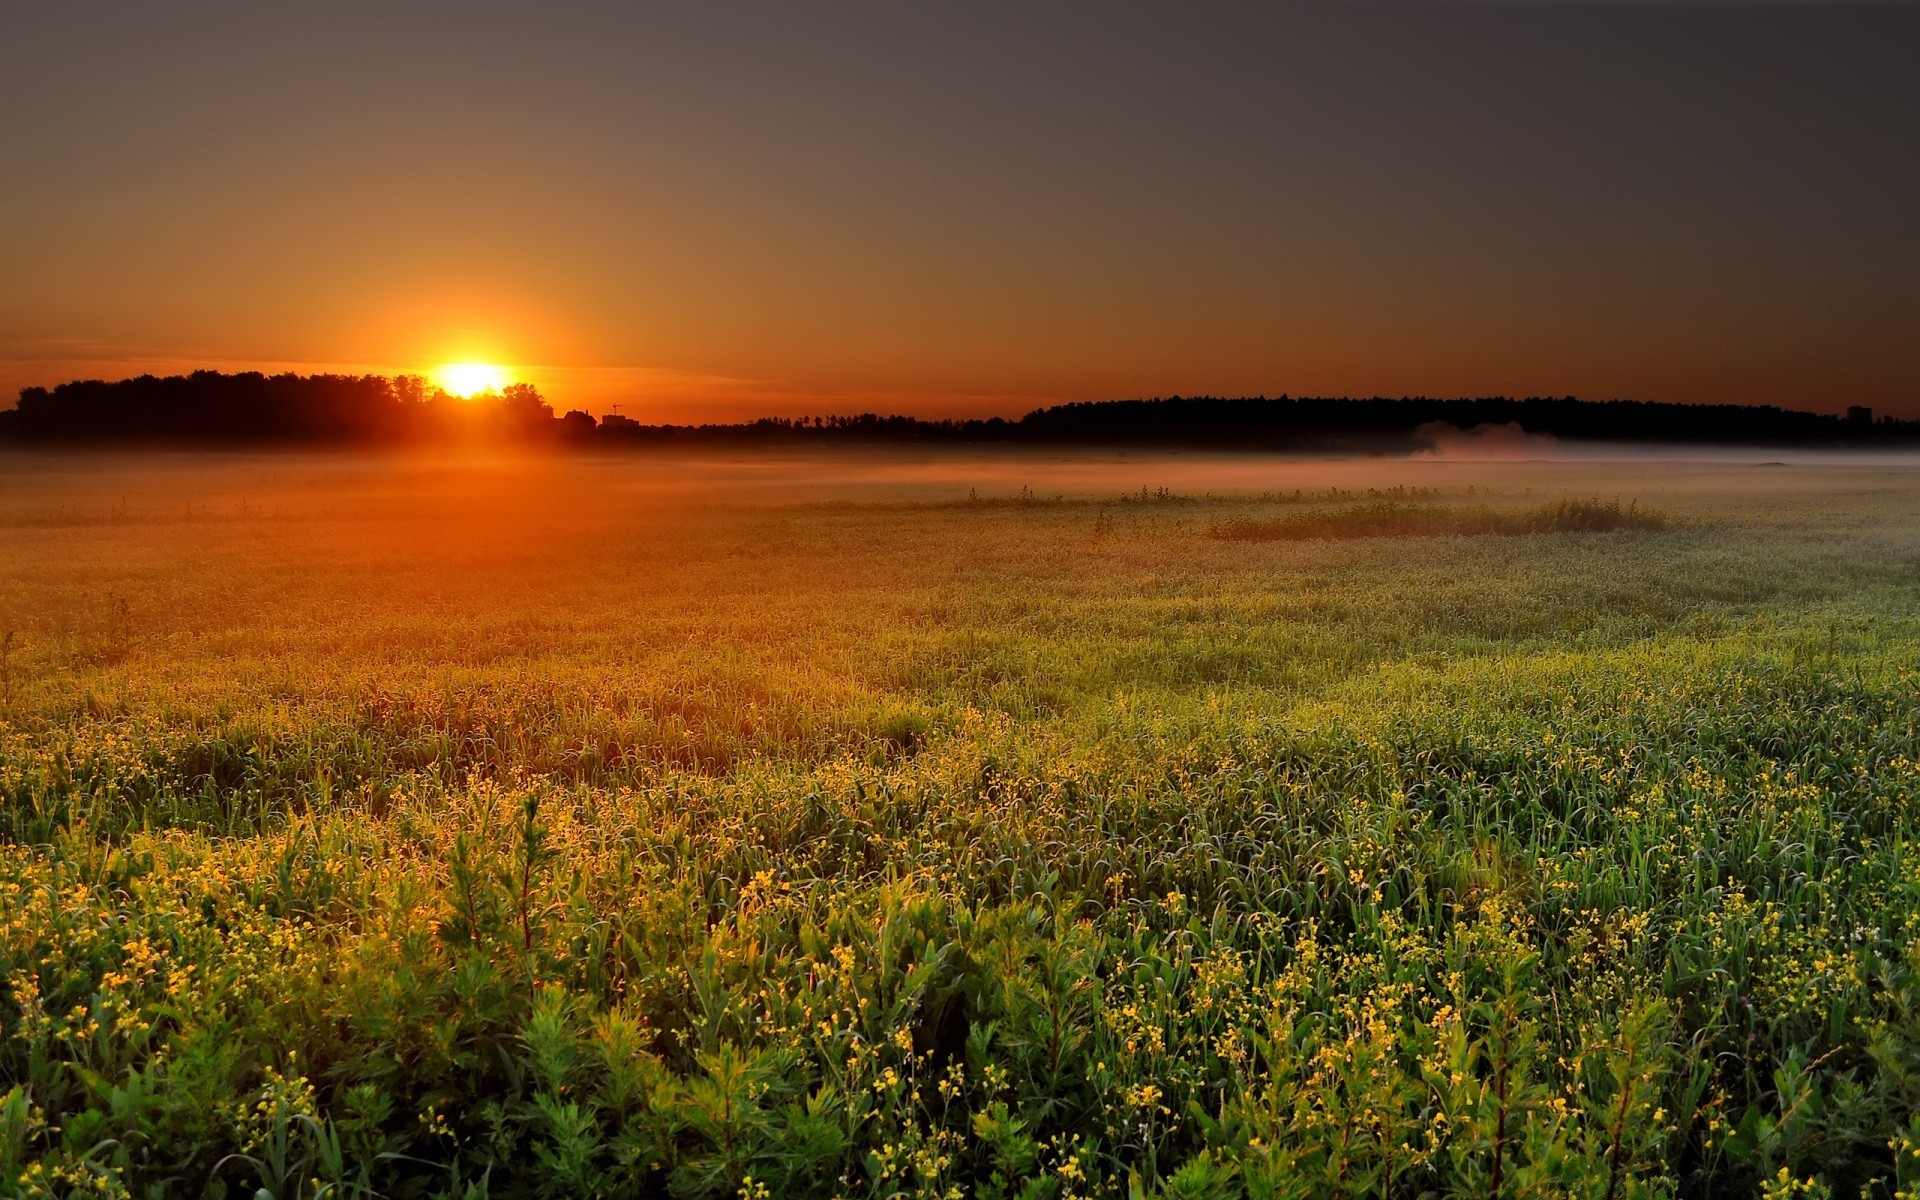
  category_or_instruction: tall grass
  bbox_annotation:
[1210,497,1671,541]
[0,456,1916,1199]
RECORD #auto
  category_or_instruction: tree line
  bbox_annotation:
[0,372,555,444]
[1,370,1913,448]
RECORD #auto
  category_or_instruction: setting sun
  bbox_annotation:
[434,362,509,398]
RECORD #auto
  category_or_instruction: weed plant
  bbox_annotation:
[0,455,1916,1199]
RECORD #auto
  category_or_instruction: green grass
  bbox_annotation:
[1209,497,1671,541]
[1,452,1919,1199]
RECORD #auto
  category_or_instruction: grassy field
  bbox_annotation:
[3,448,1919,1200]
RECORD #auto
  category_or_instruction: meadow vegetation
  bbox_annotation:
[1208,498,1671,542]
[1,450,1918,1199]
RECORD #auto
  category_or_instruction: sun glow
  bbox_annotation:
[435,362,510,398]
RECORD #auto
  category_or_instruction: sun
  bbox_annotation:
[434,362,510,398]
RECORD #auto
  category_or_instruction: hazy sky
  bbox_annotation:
[3,2,1915,420]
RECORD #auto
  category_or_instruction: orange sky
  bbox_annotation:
[3,4,1915,422]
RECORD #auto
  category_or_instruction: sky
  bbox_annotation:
[2,2,1915,421]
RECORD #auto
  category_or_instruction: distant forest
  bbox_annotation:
[1,370,1914,450]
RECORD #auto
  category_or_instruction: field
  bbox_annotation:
[3,448,1919,1200]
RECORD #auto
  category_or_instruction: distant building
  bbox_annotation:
[600,413,640,431]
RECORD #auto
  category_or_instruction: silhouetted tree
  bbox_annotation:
[0,371,563,445]
[0,372,1912,448]
[501,383,554,431]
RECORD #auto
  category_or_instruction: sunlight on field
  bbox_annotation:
[4,448,1920,1196]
